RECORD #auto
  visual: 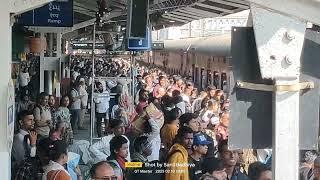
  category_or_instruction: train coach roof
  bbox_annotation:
[163,34,231,56]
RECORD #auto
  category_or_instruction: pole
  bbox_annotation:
[90,23,96,145]
[0,1,12,178]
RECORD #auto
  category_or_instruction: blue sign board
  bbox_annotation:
[17,0,73,27]
[127,27,151,51]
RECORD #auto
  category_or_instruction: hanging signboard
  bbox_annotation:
[127,27,151,51]
[16,0,73,27]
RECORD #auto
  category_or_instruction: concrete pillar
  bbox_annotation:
[0,0,12,179]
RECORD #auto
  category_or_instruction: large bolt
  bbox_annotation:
[285,31,295,41]
[284,55,293,65]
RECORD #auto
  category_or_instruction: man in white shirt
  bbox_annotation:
[90,119,131,163]
[70,83,84,131]
[12,110,38,165]
[79,78,88,130]
[19,68,30,94]
[94,82,110,137]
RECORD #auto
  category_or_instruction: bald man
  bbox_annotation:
[90,161,116,180]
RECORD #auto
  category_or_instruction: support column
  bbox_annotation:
[0,0,12,179]
[40,32,45,93]
[250,4,306,179]
[273,79,300,178]
[56,32,62,97]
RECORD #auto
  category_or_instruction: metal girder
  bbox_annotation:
[224,0,249,6]
[163,13,195,22]
[247,0,320,26]
[175,10,206,19]
[162,16,189,23]
[170,11,203,19]
[11,0,54,14]
[207,0,248,9]
[194,2,234,13]
[74,1,96,16]
[250,4,306,79]
[74,7,96,17]
[182,7,221,17]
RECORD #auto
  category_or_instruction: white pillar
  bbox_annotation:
[273,79,300,179]
[0,0,12,179]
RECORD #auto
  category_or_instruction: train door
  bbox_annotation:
[207,70,212,87]
[221,72,227,90]
[195,67,199,87]
[201,68,206,90]
[192,64,195,82]
[213,71,219,89]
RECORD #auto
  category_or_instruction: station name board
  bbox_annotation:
[16,0,73,27]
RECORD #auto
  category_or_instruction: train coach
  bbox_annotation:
[142,34,232,92]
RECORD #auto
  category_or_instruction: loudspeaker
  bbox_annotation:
[127,0,149,38]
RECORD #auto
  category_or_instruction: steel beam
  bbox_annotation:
[207,0,248,9]
[11,0,54,15]
[182,7,221,17]
[163,13,195,22]
[74,7,96,17]
[251,4,306,180]
[194,2,234,13]
[175,9,206,19]
[170,11,203,20]
[162,16,189,23]
[247,0,320,26]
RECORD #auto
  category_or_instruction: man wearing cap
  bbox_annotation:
[89,119,131,163]
[189,133,211,180]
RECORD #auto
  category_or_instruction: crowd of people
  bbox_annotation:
[11,56,320,180]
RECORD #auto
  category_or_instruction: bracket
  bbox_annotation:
[236,81,314,92]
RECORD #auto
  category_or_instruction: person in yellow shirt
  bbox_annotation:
[165,126,194,180]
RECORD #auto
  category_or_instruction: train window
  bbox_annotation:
[221,73,227,90]
[213,71,219,89]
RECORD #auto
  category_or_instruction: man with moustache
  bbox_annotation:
[165,126,194,180]
[12,110,38,165]
[218,140,249,180]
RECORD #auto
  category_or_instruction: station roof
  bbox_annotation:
[73,0,250,29]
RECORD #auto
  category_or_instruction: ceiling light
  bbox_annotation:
[169,20,175,23]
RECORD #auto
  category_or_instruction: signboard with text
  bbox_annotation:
[17,0,73,27]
